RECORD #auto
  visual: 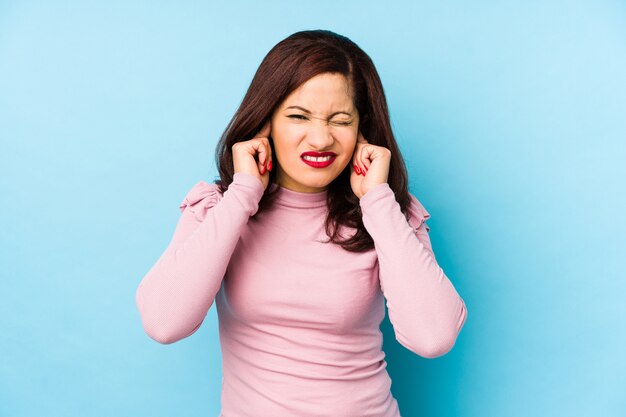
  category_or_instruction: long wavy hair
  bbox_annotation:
[214,29,414,252]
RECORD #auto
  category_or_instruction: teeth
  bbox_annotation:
[303,155,333,162]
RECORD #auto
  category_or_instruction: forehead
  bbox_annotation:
[282,73,354,113]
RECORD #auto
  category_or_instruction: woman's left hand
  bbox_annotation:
[350,131,391,199]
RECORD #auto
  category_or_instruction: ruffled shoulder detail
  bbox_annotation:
[406,193,431,233]
[178,181,224,221]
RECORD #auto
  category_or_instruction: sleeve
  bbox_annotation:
[135,172,266,345]
[359,183,468,359]
[405,193,435,260]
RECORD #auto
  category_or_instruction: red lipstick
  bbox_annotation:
[300,151,337,168]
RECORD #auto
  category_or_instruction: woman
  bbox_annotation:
[136,29,468,417]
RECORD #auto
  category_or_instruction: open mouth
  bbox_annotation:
[300,155,337,168]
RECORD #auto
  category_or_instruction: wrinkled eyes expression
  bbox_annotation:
[287,114,353,127]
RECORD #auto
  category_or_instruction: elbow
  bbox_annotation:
[418,336,459,359]
[143,326,180,345]
[425,301,468,359]
[135,284,182,345]
[146,320,203,345]
[401,301,468,359]
[397,332,459,359]
[136,285,203,344]
[138,316,202,345]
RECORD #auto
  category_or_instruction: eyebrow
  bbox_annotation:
[285,105,353,117]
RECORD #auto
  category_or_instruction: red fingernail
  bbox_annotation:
[354,164,360,174]
[268,160,272,171]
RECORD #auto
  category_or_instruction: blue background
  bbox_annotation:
[1,1,625,416]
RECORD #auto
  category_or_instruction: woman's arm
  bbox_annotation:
[135,172,265,344]
[359,183,468,359]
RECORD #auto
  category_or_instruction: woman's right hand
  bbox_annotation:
[232,120,273,189]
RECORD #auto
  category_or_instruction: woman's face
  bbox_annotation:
[270,72,359,193]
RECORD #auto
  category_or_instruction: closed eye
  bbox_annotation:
[288,115,352,126]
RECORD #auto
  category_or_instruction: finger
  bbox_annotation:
[360,144,371,174]
[264,141,272,172]
[352,147,361,175]
[255,141,268,173]
[356,133,369,174]
[352,147,360,175]
[357,144,368,175]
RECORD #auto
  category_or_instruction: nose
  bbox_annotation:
[305,119,335,151]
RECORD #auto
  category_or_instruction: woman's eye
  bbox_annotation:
[287,115,351,126]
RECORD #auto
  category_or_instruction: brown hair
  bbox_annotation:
[214,29,414,252]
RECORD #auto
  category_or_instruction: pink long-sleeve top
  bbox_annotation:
[136,172,467,417]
